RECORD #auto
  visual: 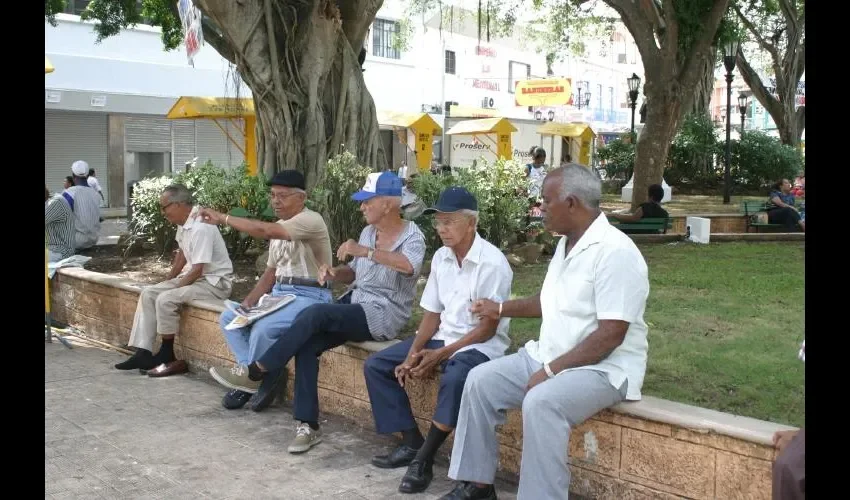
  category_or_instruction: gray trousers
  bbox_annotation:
[128,277,231,352]
[447,348,626,500]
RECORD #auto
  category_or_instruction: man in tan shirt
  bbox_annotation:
[196,170,334,411]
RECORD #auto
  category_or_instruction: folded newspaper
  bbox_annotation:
[223,293,297,330]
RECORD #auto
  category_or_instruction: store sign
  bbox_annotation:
[472,79,500,91]
[514,78,573,106]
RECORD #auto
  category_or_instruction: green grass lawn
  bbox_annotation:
[600,194,767,215]
[402,241,805,427]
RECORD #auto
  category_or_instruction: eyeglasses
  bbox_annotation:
[159,202,175,212]
[432,217,466,228]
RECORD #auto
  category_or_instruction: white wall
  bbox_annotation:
[45,14,250,105]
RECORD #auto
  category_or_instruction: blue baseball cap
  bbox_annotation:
[351,171,403,201]
[423,186,478,215]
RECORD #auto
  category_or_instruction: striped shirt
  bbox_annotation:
[64,185,101,249]
[349,221,426,341]
[45,194,76,260]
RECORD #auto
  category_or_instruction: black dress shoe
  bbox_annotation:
[439,481,498,500]
[371,445,420,469]
[250,368,286,412]
[114,349,155,371]
[398,458,433,494]
[222,389,253,410]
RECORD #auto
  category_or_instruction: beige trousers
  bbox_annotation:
[128,277,231,352]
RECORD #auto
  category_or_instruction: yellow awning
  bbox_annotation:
[446,117,517,136]
[166,96,255,119]
[45,57,54,74]
[537,122,595,138]
[377,111,442,134]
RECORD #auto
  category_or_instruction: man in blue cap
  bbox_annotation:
[216,170,427,455]
[197,170,334,411]
[364,186,514,495]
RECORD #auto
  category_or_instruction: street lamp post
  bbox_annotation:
[738,93,749,134]
[722,41,739,204]
[627,73,641,142]
[576,81,584,109]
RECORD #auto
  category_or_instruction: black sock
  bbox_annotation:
[247,362,264,381]
[300,420,320,431]
[415,425,450,462]
[153,338,174,363]
[402,427,425,449]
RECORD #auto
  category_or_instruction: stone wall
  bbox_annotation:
[50,268,796,499]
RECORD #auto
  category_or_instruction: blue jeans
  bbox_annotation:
[219,284,333,365]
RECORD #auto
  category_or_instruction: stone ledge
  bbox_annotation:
[50,267,794,499]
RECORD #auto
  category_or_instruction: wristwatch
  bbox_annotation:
[367,248,375,261]
[543,363,556,378]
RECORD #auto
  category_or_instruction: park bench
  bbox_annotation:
[608,216,672,234]
[741,201,784,233]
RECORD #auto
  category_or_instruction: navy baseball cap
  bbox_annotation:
[423,186,478,215]
[351,171,403,201]
[267,170,306,190]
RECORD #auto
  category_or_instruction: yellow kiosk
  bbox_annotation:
[536,121,597,167]
[377,111,442,173]
[445,117,517,162]
[166,96,258,175]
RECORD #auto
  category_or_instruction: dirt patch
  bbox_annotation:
[78,245,261,301]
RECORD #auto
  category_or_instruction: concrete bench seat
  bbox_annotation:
[50,267,793,499]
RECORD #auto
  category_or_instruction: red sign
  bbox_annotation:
[473,79,500,91]
[476,46,497,57]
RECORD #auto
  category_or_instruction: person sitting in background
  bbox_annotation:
[45,186,75,263]
[767,179,805,232]
[608,184,668,223]
[64,160,102,250]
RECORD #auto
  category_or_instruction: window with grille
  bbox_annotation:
[372,18,401,60]
[445,50,456,75]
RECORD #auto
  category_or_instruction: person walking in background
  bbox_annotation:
[64,160,102,250]
[86,167,105,206]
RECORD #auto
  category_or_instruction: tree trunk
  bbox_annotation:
[683,49,717,119]
[196,0,387,189]
[631,80,682,211]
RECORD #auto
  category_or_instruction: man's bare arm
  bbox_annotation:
[548,320,629,374]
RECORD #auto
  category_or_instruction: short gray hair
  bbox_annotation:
[457,209,479,226]
[162,183,194,206]
[553,163,602,208]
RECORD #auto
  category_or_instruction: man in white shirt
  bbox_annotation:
[86,167,105,206]
[114,184,234,377]
[438,164,650,500]
[364,187,513,495]
[64,160,102,250]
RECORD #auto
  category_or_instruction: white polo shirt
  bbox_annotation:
[175,206,235,287]
[524,212,650,401]
[421,233,513,361]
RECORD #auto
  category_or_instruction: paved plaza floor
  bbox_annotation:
[45,340,521,499]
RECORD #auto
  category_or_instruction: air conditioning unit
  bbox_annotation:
[685,216,711,244]
[481,97,495,108]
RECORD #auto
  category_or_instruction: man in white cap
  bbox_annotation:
[64,160,102,250]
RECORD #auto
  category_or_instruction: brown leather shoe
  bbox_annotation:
[147,360,189,378]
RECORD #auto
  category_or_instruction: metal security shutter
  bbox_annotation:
[125,116,172,153]
[172,121,197,172]
[45,110,108,202]
[196,118,245,169]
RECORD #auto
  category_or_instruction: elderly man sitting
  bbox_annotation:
[114,184,234,377]
[45,186,75,263]
[364,186,513,495]
[209,171,427,455]
[438,164,651,500]
[199,170,334,411]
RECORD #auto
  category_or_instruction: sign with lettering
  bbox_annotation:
[514,78,573,106]
[473,79,500,91]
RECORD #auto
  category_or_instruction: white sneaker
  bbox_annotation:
[288,422,322,454]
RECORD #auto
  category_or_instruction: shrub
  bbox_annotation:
[666,113,721,186]
[410,159,529,254]
[732,131,804,191]
[128,161,269,258]
[308,151,374,256]
[597,139,635,183]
